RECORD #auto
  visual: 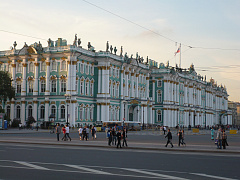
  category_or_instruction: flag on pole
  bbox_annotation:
[175,46,180,56]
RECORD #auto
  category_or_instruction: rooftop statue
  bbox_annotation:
[146,56,148,64]
[47,38,52,47]
[106,41,109,52]
[24,42,28,47]
[78,38,81,46]
[38,41,43,52]
[110,45,113,54]
[136,52,138,59]
[124,52,128,61]
[88,42,92,50]
[166,61,169,68]
[114,46,117,55]
[120,46,123,57]
[73,34,77,46]
[13,41,17,50]
[130,54,133,59]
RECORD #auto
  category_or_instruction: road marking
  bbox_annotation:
[122,168,189,180]
[191,173,238,180]
[14,161,49,170]
[65,164,111,175]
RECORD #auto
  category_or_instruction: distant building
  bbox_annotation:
[0,37,232,127]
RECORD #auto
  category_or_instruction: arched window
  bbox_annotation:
[75,79,78,92]
[157,90,162,103]
[17,81,21,93]
[112,84,115,97]
[60,105,65,119]
[41,62,46,71]
[85,107,88,120]
[52,61,57,71]
[90,83,93,96]
[85,81,89,95]
[79,107,83,120]
[16,106,21,119]
[61,79,66,92]
[28,105,33,117]
[157,111,162,122]
[17,63,22,72]
[40,106,45,119]
[51,105,56,117]
[80,80,84,94]
[29,62,34,72]
[116,84,119,98]
[28,81,34,93]
[90,107,93,120]
[51,80,56,92]
[61,61,66,70]
[41,80,46,92]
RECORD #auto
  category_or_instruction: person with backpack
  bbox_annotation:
[165,129,174,148]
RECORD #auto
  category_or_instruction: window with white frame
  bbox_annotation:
[75,79,78,92]
[41,80,46,93]
[17,81,21,93]
[90,83,93,96]
[17,63,22,73]
[85,107,88,120]
[85,81,89,95]
[28,81,34,93]
[61,79,66,92]
[157,90,162,103]
[41,62,46,71]
[113,68,115,77]
[116,69,119,77]
[109,67,112,76]
[157,80,162,87]
[86,64,89,74]
[29,62,34,72]
[90,107,93,120]
[79,107,83,120]
[40,105,45,119]
[60,105,65,119]
[80,81,84,94]
[52,61,57,71]
[51,105,56,117]
[112,84,115,97]
[16,106,21,119]
[116,84,119,98]
[28,105,33,117]
[80,63,84,73]
[157,111,162,122]
[51,80,56,92]
[90,65,94,75]
[61,61,66,70]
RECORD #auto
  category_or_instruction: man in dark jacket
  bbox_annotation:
[116,130,122,148]
[165,129,174,148]
[122,128,128,147]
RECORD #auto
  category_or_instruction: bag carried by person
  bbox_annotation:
[215,139,218,145]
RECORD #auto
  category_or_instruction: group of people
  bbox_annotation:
[55,123,71,141]
[78,126,97,141]
[213,127,228,149]
[107,127,128,148]
[164,129,186,148]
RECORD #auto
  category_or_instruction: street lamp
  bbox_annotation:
[64,94,71,126]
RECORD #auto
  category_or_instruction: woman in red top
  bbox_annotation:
[62,126,67,141]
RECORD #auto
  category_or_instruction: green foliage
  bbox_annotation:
[27,116,36,126]
[0,71,15,102]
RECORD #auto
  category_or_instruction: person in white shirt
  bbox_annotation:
[65,125,72,141]
[78,126,83,140]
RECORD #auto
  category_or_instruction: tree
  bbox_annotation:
[0,71,15,102]
[26,116,36,129]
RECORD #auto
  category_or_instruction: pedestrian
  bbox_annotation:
[91,126,96,140]
[122,128,128,147]
[94,126,97,139]
[62,126,67,141]
[116,129,122,148]
[78,126,83,140]
[65,125,72,141]
[112,128,117,145]
[165,129,174,148]
[163,126,166,135]
[86,126,90,140]
[19,123,22,130]
[108,127,113,146]
[82,126,87,141]
[55,123,61,141]
[178,130,183,146]
[222,129,227,149]
[211,128,215,140]
[181,130,186,146]
[36,124,39,131]
[216,128,222,149]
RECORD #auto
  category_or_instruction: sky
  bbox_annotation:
[0,0,240,101]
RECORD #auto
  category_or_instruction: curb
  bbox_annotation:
[0,140,239,155]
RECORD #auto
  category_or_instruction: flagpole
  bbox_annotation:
[179,43,181,68]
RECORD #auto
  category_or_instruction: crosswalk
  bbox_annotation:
[0,160,237,180]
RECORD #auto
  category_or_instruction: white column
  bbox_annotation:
[10,101,15,121]
[98,67,102,94]
[11,60,16,90]
[176,82,179,105]
[152,80,155,102]
[131,73,134,98]
[125,72,129,98]
[44,99,49,122]
[120,70,124,98]
[45,57,50,95]
[21,100,26,124]
[146,75,149,98]
[33,99,38,123]
[21,59,27,96]
[97,103,100,121]
[184,85,188,106]
[33,59,39,96]
[136,74,139,98]
[67,59,71,93]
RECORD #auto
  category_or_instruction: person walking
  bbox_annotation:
[222,129,227,149]
[82,126,87,141]
[112,128,117,145]
[86,126,90,141]
[178,129,183,146]
[122,128,128,147]
[163,126,166,135]
[91,126,96,140]
[216,128,222,149]
[211,128,215,140]
[165,129,174,148]
[116,129,122,148]
[55,123,61,141]
[62,126,67,141]
[65,125,72,141]
[78,126,83,140]
[108,127,113,146]
[181,130,186,146]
